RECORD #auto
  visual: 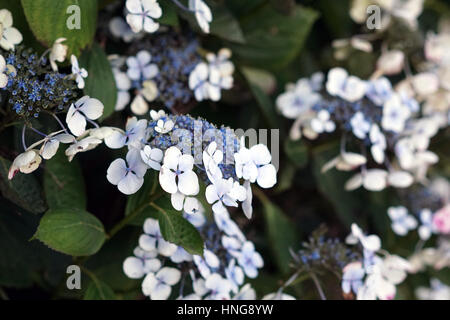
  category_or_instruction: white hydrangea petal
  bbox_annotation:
[256,164,277,188]
[139,234,157,251]
[178,171,199,196]
[157,267,181,286]
[117,172,144,195]
[123,257,145,279]
[106,159,127,185]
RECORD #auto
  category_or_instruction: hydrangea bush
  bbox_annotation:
[0,0,448,301]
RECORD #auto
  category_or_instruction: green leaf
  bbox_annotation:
[151,197,204,256]
[84,279,116,300]
[241,67,280,129]
[284,139,308,168]
[258,191,299,274]
[209,2,245,43]
[33,208,106,256]
[44,150,86,210]
[229,4,318,70]
[311,142,362,227]
[125,173,204,256]
[79,43,117,120]
[0,205,70,288]
[173,1,244,43]
[0,156,47,214]
[158,0,179,26]
[21,0,97,56]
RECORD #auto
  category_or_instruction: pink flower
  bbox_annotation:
[432,205,450,234]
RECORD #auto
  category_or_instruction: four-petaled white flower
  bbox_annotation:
[107,149,147,195]
[113,69,132,111]
[140,145,163,170]
[170,192,199,214]
[142,267,181,300]
[159,147,199,195]
[234,144,277,189]
[189,62,214,101]
[126,0,162,33]
[66,96,104,136]
[189,0,212,34]
[326,68,367,102]
[71,55,88,89]
[40,133,75,160]
[105,117,147,149]
[49,38,68,71]
[155,119,174,134]
[237,241,264,279]
[387,206,418,236]
[204,273,232,300]
[381,94,411,133]
[418,209,435,241]
[0,54,9,88]
[139,218,177,256]
[202,141,223,183]
[126,50,159,81]
[366,77,393,106]
[342,262,365,295]
[205,177,246,213]
[123,248,161,279]
[346,223,381,252]
[8,149,42,179]
[276,79,321,119]
[369,124,387,164]
[350,111,371,139]
[310,110,336,133]
[0,9,23,51]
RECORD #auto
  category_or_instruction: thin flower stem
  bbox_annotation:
[0,287,9,300]
[49,112,69,134]
[21,125,27,150]
[29,126,48,137]
[171,0,191,12]
[87,118,100,129]
[310,272,327,300]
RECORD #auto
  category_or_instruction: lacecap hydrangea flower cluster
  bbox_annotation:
[277,68,443,192]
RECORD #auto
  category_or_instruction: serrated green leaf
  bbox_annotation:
[79,42,117,120]
[284,139,308,168]
[33,208,106,257]
[84,279,116,300]
[229,4,318,70]
[21,0,97,56]
[44,150,86,210]
[0,156,47,214]
[151,197,204,256]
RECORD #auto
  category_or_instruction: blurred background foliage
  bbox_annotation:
[0,0,448,300]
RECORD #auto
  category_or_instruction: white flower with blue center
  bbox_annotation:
[387,206,418,236]
[140,145,164,171]
[418,209,435,240]
[105,117,147,149]
[71,55,88,89]
[139,218,177,256]
[189,0,212,34]
[366,77,393,106]
[40,133,75,160]
[205,177,247,213]
[310,110,336,134]
[159,147,199,196]
[123,248,161,279]
[107,149,148,195]
[237,241,263,279]
[65,96,104,137]
[276,79,321,119]
[204,273,232,300]
[142,267,181,300]
[0,9,23,51]
[234,144,277,189]
[381,94,411,133]
[342,261,365,295]
[126,0,162,34]
[126,50,159,81]
[350,111,371,139]
[326,67,367,102]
